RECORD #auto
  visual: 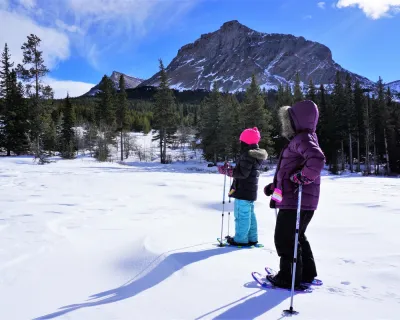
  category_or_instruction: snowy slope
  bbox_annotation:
[0,156,399,320]
[386,80,400,93]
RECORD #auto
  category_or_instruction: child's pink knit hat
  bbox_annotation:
[239,127,261,145]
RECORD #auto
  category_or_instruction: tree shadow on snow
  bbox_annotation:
[33,245,237,320]
[203,201,235,213]
[82,164,217,175]
[195,281,300,320]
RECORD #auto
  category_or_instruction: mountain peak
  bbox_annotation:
[83,71,144,96]
[220,20,245,29]
[140,21,374,92]
[111,71,123,77]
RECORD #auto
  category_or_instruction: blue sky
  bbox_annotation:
[0,0,399,98]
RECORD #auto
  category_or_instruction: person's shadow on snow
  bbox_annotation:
[195,281,301,320]
[33,245,238,320]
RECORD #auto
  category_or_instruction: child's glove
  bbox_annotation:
[290,170,313,185]
[264,183,274,196]
[264,182,282,203]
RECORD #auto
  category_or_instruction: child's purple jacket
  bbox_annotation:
[270,100,326,211]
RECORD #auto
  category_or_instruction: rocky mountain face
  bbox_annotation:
[84,71,143,96]
[386,80,400,94]
[139,20,374,92]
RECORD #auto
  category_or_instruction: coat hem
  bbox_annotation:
[274,204,318,211]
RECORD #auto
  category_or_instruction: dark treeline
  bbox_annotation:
[1,34,399,174]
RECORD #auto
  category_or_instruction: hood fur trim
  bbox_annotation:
[248,148,268,160]
[279,106,295,139]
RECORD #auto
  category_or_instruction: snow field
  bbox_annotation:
[0,156,399,319]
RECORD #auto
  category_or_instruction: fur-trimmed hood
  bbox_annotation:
[279,100,319,139]
[248,148,268,160]
[279,106,295,139]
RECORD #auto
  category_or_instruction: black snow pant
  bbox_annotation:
[274,209,317,285]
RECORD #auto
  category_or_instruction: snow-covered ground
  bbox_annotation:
[0,154,399,320]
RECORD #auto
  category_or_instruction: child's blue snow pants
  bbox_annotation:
[233,199,258,243]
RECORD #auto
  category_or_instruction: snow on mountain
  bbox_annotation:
[140,20,375,92]
[0,148,399,319]
[386,80,400,93]
[385,80,400,102]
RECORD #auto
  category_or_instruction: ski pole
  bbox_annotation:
[227,172,232,237]
[284,184,303,315]
[274,208,278,219]
[219,164,227,247]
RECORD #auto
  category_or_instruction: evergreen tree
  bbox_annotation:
[116,74,129,161]
[0,43,13,153]
[239,75,272,150]
[306,78,316,102]
[364,94,373,174]
[331,71,347,171]
[60,94,76,159]
[344,73,356,172]
[385,87,397,173]
[199,83,223,162]
[293,72,303,102]
[153,59,176,163]
[353,80,365,171]
[316,84,330,165]
[374,77,387,174]
[229,94,242,157]
[386,89,400,173]
[42,112,60,155]
[2,71,30,155]
[263,88,270,110]
[16,34,53,163]
[270,84,287,157]
[276,83,286,107]
[284,83,293,105]
[96,75,116,127]
[0,43,13,102]
[217,94,238,160]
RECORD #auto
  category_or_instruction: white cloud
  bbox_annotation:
[336,0,400,19]
[55,19,82,33]
[65,0,198,36]
[62,0,200,69]
[19,0,35,10]
[0,10,70,69]
[0,0,199,89]
[303,15,313,19]
[318,2,326,9]
[44,77,95,99]
[1,0,199,72]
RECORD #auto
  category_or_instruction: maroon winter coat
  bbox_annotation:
[270,100,325,211]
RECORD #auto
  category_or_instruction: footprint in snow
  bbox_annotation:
[341,281,351,285]
[342,259,355,264]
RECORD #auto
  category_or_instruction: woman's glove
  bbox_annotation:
[290,170,313,185]
[264,183,274,196]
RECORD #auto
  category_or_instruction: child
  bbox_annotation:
[218,127,268,246]
[264,100,325,289]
